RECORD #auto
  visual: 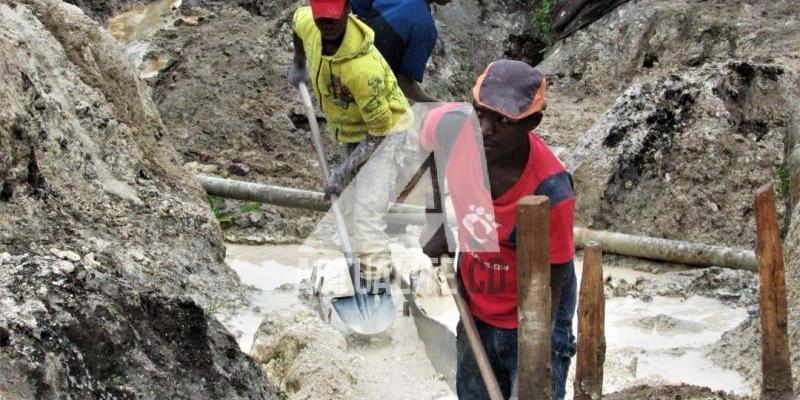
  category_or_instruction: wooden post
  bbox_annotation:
[517,196,552,399]
[755,184,794,400]
[574,242,606,400]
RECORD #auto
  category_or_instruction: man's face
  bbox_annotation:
[474,103,531,162]
[314,12,348,41]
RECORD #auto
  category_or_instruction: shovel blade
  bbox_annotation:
[331,291,395,335]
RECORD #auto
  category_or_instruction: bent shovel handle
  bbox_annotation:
[443,257,504,400]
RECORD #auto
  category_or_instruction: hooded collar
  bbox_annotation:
[322,14,374,62]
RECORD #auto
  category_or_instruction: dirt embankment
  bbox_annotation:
[783,110,800,395]
[0,0,276,397]
[541,0,800,249]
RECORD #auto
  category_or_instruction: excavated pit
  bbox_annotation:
[220,245,758,399]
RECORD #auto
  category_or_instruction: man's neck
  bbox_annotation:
[487,138,530,198]
[322,34,345,56]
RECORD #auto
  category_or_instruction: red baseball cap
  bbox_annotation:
[310,0,347,19]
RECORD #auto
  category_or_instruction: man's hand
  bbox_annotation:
[289,32,308,88]
[324,135,384,201]
[324,165,346,201]
[420,224,452,264]
[287,64,308,88]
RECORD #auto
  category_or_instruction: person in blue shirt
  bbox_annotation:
[351,0,451,102]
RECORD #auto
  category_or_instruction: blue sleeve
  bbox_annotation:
[400,17,437,82]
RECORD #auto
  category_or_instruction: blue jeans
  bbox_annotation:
[456,261,577,400]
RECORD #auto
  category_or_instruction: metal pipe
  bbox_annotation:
[196,175,757,271]
[574,227,757,271]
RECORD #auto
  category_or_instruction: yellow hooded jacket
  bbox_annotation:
[293,6,411,143]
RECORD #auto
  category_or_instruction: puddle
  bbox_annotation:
[606,295,747,349]
[106,0,181,71]
[221,245,312,351]
[634,350,747,393]
[598,295,750,395]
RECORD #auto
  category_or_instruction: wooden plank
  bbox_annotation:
[755,184,794,400]
[574,242,606,400]
[516,195,552,399]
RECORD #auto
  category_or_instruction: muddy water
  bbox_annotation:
[569,259,751,396]
[600,295,748,394]
[222,244,750,398]
[106,0,181,73]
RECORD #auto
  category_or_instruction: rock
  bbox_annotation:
[49,248,81,262]
[248,212,264,227]
[183,161,219,174]
[51,260,75,275]
[228,162,251,176]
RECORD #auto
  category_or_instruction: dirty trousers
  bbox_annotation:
[456,260,577,400]
[341,133,409,281]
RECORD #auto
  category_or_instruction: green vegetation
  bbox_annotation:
[775,164,790,196]
[206,195,262,230]
[239,201,262,214]
[203,300,221,317]
[533,0,556,41]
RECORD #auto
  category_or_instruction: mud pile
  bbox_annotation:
[0,0,275,397]
[605,384,745,400]
[250,310,359,400]
[0,253,275,399]
[564,62,795,248]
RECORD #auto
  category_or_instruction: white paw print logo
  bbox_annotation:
[462,205,501,244]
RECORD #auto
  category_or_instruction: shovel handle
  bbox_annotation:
[297,83,362,290]
[298,82,331,183]
[443,257,504,400]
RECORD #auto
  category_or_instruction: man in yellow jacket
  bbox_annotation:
[288,0,411,293]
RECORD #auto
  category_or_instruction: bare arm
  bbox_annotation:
[418,157,453,260]
[288,32,309,87]
[397,73,439,103]
[292,32,306,69]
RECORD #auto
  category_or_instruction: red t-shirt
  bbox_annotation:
[421,104,575,329]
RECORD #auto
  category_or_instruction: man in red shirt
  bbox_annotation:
[420,59,576,399]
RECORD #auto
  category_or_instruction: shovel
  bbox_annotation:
[297,82,395,335]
